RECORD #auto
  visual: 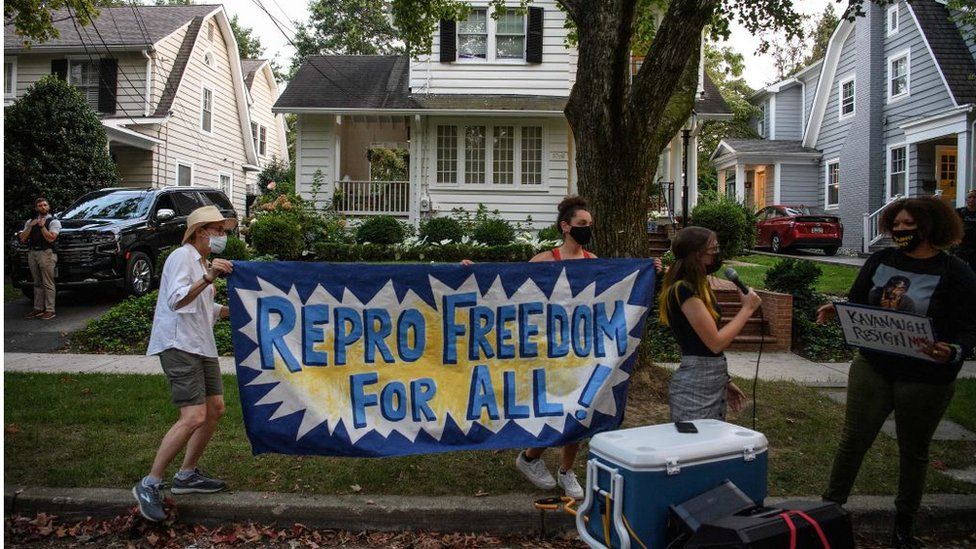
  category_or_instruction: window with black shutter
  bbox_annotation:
[526,7,544,64]
[440,19,457,62]
[51,59,68,80]
[98,58,118,114]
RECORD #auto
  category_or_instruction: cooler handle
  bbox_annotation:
[576,458,631,549]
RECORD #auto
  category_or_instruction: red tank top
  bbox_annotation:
[552,248,594,260]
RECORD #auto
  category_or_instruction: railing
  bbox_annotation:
[649,180,676,225]
[862,194,902,253]
[334,180,410,216]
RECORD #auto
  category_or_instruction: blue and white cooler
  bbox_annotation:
[576,420,768,549]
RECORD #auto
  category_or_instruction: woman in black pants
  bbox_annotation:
[818,196,976,549]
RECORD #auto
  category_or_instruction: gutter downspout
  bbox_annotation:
[142,49,152,118]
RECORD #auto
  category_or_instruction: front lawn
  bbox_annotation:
[947,379,976,433]
[732,254,859,296]
[5,372,973,498]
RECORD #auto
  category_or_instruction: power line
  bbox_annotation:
[73,4,151,109]
[64,4,139,120]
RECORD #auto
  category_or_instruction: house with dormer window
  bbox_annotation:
[3,5,288,213]
[711,0,975,253]
[276,0,731,228]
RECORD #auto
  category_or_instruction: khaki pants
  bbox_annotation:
[28,249,57,312]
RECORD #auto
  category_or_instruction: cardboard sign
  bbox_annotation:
[834,302,938,362]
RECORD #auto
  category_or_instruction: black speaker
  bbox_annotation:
[667,480,758,545]
[684,499,855,549]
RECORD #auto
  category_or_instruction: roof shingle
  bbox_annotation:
[909,0,976,106]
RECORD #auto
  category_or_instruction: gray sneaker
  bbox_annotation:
[171,468,227,494]
[132,481,167,522]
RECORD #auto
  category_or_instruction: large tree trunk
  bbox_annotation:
[563,0,718,259]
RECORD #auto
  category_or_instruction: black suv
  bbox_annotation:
[11,186,237,297]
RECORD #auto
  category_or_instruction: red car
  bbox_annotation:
[756,205,844,256]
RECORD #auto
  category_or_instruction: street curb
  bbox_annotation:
[6,486,976,537]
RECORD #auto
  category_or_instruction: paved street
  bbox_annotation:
[750,248,868,267]
[4,289,120,352]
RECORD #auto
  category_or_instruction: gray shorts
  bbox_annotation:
[159,348,223,407]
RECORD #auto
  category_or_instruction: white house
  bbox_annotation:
[4,5,288,214]
[275,1,731,228]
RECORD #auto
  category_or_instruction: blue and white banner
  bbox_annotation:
[228,259,656,457]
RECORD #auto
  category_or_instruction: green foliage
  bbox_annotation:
[356,215,406,245]
[473,218,516,246]
[764,258,823,317]
[215,235,251,261]
[71,291,158,354]
[419,216,465,244]
[369,148,409,182]
[537,223,562,243]
[230,15,264,60]
[256,158,295,198]
[690,196,750,261]
[4,76,119,233]
[313,242,540,263]
[793,316,855,363]
[644,321,681,363]
[249,214,304,260]
[4,0,101,45]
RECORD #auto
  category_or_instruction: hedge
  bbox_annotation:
[313,242,540,263]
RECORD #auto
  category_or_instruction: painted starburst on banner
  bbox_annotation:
[233,268,647,445]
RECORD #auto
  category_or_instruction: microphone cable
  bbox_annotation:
[753,305,763,431]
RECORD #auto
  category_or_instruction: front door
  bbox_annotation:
[755,170,767,210]
[936,146,958,203]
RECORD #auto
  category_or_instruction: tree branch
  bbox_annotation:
[554,0,581,23]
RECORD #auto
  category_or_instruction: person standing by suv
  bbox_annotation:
[132,205,235,522]
[18,197,61,319]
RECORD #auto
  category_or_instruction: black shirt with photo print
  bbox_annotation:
[848,248,976,384]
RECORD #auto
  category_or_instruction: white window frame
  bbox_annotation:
[824,159,840,210]
[838,74,855,121]
[757,103,766,138]
[200,83,214,135]
[251,122,267,157]
[886,143,908,200]
[887,48,911,103]
[4,56,17,100]
[431,119,548,189]
[176,160,194,186]
[455,5,528,65]
[203,50,217,71]
[218,171,233,203]
[66,58,101,111]
[887,4,899,36]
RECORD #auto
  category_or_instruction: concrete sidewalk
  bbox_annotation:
[5,351,976,386]
[5,486,975,538]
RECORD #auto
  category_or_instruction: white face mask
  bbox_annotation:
[209,234,227,254]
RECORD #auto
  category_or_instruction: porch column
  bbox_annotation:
[688,133,700,209]
[410,115,422,227]
[959,129,972,208]
[773,162,782,204]
[735,163,746,203]
[718,168,727,198]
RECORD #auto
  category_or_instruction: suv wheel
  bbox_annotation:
[126,252,154,296]
[771,234,783,253]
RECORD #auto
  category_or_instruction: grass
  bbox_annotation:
[732,254,860,296]
[5,372,974,498]
[5,278,24,303]
[947,379,976,432]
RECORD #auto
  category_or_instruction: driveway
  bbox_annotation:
[4,288,120,353]
[751,248,867,267]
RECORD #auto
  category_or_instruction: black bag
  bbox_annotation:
[684,499,855,549]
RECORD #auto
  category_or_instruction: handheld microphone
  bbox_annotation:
[724,267,750,295]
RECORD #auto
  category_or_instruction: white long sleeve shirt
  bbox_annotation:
[147,244,222,358]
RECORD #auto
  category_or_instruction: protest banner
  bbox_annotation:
[228,259,656,457]
[834,302,938,362]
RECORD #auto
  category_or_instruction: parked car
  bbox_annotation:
[10,186,237,298]
[755,205,843,255]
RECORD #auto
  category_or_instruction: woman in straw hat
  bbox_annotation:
[133,205,237,522]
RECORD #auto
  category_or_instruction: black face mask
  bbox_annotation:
[569,225,593,246]
[705,254,723,274]
[892,229,921,252]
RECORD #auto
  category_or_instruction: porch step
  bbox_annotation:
[728,335,780,351]
[647,223,672,258]
[715,289,775,351]
[860,236,893,257]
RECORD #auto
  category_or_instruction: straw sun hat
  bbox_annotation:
[182,205,238,244]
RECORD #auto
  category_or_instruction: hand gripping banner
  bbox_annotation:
[228,259,656,457]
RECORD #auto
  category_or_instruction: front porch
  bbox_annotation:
[330,115,412,218]
[711,139,823,209]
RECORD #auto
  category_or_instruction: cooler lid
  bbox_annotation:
[589,420,768,470]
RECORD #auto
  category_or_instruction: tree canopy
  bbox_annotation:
[290,0,404,77]
[4,76,119,232]
[230,14,265,60]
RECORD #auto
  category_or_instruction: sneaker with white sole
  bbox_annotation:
[171,468,227,494]
[132,480,167,522]
[515,451,556,490]
[557,468,584,499]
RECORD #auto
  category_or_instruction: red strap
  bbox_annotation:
[552,248,561,260]
[583,250,594,259]
[779,510,831,549]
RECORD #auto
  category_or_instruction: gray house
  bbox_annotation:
[711,0,975,252]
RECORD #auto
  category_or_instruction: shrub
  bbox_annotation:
[420,216,465,244]
[4,76,119,232]
[356,215,405,245]
[473,218,516,246]
[215,235,251,261]
[537,223,562,243]
[690,196,750,260]
[256,157,295,199]
[644,321,681,363]
[249,213,304,260]
[313,242,539,263]
[764,258,823,318]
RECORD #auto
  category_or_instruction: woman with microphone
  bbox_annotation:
[658,227,762,421]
